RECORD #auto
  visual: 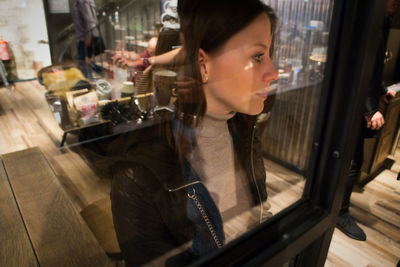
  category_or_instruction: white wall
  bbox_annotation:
[0,0,51,79]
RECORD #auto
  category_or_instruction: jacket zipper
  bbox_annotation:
[250,122,266,223]
[187,188,222,248]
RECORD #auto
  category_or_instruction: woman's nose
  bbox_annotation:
[263,62,279,85]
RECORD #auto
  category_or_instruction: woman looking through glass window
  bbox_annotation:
[110,0,279,265]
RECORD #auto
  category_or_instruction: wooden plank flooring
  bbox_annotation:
[0,81,399,266]
[0,82,110,212]
[0,159,39,267]
[2,147,112,267]
[326,149,400,267]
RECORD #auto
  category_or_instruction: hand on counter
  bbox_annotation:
[364,111,384,130]
[112,51,139,68]
[113,50,138,60]
[112,47,182,69]
[113,57,142,69]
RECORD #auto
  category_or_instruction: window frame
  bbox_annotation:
[190,0,388,266]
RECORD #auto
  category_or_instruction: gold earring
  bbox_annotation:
[203,74,209,83]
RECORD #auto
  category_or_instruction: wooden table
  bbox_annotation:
[0,147,112,267]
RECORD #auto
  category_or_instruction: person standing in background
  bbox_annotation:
[335,0,398,241]
[112,0,181,81]
[71,0,101,77]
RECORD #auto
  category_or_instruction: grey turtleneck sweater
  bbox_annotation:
[188,112,253,222]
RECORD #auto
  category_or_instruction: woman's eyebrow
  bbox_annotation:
[252,43,267,49]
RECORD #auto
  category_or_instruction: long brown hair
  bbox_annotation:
[173,0,278,158]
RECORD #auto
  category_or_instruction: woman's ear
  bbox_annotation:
[198,48,209,83]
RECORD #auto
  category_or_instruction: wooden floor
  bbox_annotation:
[0,81,399,266]
[326,150,400,267]
[0,81,110,213]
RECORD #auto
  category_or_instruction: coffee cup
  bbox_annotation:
[121,81,134,97]
[162,20,180,30]
[95,79,112,100]
[152,69,177,106]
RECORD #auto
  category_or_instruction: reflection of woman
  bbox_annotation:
[110,0,279,265]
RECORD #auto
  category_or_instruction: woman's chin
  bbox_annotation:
[242,105,264,116]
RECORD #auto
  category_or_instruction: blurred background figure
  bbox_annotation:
[336,0,399,242]
[71,0,104,77]
[112,0,181,84]
[113,36,158,84]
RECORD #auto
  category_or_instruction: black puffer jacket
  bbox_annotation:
[109,113,267,266]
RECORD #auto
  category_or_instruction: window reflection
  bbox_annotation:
[39,0,334,265]
[263,0,332,172]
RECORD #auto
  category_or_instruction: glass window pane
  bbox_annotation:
[36,0,335,265]
[262,0,333,213]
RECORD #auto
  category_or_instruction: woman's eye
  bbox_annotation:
[253,53,264,63]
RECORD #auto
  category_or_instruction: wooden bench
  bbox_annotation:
[0,147,112,266]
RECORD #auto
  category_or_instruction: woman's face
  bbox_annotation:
[201,13,278,115]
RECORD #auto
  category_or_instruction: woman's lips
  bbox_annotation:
[255,84,278,99]
[256,83,279,98]
[256,91,269,98]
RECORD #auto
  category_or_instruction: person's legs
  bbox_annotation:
[78,40,89,77]
[336,129,366,241]
[86,38,93,59]
[340,153,363,214]
[85,37,104,76]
